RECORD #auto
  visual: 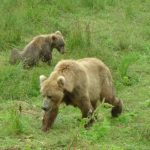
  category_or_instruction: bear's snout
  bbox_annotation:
[42,99,51,111]
[41,106,49,111]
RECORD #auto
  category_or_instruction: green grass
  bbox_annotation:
[0,0,150,149]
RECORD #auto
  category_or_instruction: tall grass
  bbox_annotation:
[0,0,150,149]
[1,107,27,135]
[117,53,139,86]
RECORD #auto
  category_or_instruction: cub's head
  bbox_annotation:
[51,31,65,54]
[39,75,65,111]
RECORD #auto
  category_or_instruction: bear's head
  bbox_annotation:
[39,74,65,111]
[51,31,65,54]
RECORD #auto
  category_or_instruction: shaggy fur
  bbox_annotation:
[40,58,123,131]
[9,31,65,68]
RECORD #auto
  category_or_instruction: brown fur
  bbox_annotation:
[42,108,58,131]
[9,31,65,69]
[40,58,123,131]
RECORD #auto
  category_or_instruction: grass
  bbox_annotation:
[0,0,150,149]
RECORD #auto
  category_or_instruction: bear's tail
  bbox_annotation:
[9,49,21,64]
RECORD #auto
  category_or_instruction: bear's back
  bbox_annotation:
[54,59,81,74]
[54,58,111,83]
[25,35,48,50]
[77,58,110,74]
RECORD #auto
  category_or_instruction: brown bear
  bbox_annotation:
[39,58,123,131]
[9,31,65,68]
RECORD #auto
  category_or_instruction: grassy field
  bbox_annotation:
[0,0,150,149]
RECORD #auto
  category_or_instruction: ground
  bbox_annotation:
[0,0,150,149]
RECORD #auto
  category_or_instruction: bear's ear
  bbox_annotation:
[52,35,57,41]
[57,76,65,88]
[40,75,47,84]
[55,31,62,36]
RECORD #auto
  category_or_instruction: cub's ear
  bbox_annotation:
[40,75,47,84]
[57,76,65,88]
[55,31,62,36]
[52,35,57,41]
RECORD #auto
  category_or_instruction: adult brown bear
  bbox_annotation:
[39,58,123,131]
[9,31,65,68]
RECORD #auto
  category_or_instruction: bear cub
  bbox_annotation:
[9,31,65,68]
[39,58,123,131]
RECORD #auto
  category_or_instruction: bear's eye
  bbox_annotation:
[47,96,52,99]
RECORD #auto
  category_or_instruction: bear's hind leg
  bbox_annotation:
[79,97,95,128]
[110,98,123,117]
[22,57,39,69]
[80,97,93,118]
[100,81,123,117]
[101,95,123,117]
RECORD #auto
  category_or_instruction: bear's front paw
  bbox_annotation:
[42,126,49,132]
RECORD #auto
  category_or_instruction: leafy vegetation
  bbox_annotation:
[0,0,150,149]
